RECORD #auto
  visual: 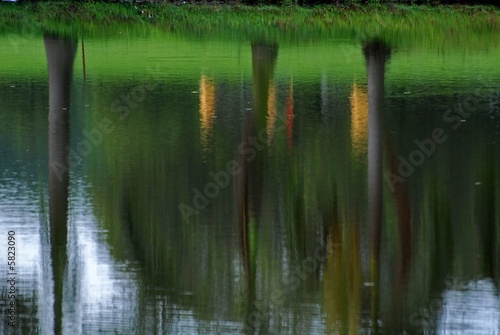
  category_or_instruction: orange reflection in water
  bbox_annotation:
[199,74,216,150]
[266,80,277,146]
[350,83,368,159]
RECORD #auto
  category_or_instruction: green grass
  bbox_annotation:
[0,2,499,47]
[1,2,499,84]
[2,29,499,83]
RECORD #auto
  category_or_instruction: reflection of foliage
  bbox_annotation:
[199,74,216,152]
[266,80,276,146]
[0,81,49,180]
[350,83,368,159]
[324,218,361,335]
[1,29,499,333]
[1,4,499,51]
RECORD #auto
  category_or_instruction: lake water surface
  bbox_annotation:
[0,26,499,334]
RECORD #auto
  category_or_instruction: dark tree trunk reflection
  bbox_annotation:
[237,41,278,332]
[363,39,390,333]
[45,33,77,335]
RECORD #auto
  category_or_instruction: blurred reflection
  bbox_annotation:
[324,210,361,335]
[199,73,216,152]
[45,33,77,335]
[251,42,278,131]
[363,39,390,332]
[237,41,278,226]
[438,279,500,333]
[386,133,413,291]
[350,83,368,159]
[237,41,278,331]
[266,80,276,147]
[3,30,497,335]
[286,78,294,151]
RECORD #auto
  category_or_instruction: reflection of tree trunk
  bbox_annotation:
[240,41,278,231]
[386,138,412,288]
[237,41,278,332]
[252,42,278,131]
[45,33,77,335]
[363,39,390,334]
[385,136,413,332]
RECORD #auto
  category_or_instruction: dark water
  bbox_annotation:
[0,29,499,335]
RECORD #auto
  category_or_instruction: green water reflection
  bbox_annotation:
[0,26,499,335]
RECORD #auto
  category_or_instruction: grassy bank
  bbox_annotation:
[0,2,499,44]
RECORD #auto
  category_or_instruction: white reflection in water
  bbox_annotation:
[0,179,142,333]
[438,279,500,335]
[64,181,141,333]
[0,180,46,332]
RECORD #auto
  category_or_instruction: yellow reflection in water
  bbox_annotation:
[199,74,216,150]
[324,217,361,335]
[350,83,368,159]
[266,80,276,146]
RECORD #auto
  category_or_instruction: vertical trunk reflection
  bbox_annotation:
[364,39,390,333]
[45,33,77,335]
